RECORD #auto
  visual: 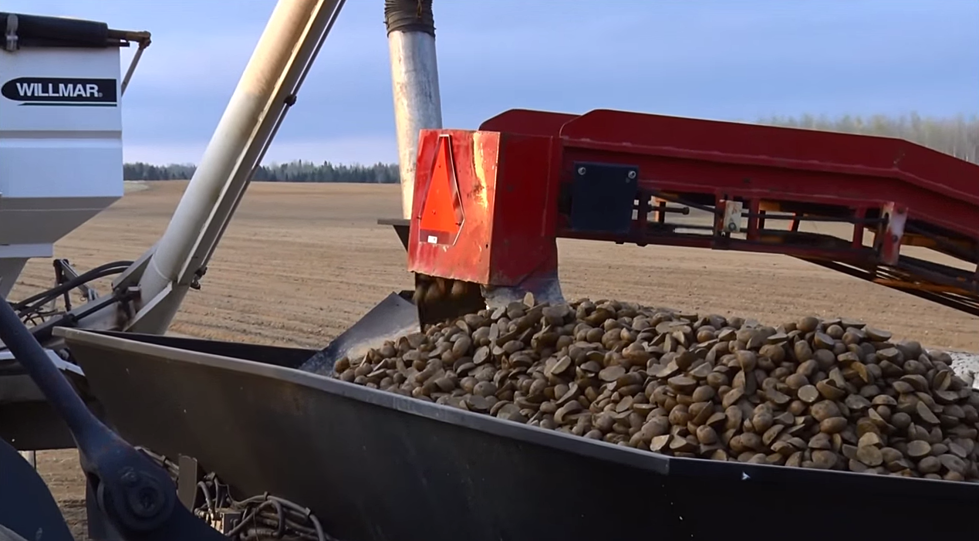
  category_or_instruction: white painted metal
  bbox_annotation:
[0,45,123,297]
[0,259,28,299]
[388,30,443,219]
[125,0,347,334]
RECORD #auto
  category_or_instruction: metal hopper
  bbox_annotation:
[60,327,979,541]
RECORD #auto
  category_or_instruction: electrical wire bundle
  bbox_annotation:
[137,447,341,541]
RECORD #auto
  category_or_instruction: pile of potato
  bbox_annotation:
[331,298,979,482]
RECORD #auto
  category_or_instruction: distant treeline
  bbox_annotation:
[123,113,979,182]
[123,160,400,183]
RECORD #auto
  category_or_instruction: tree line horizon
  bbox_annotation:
[123,113,979,183]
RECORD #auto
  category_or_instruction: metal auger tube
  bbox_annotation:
[386,0,444,219]
[125,0,347,334]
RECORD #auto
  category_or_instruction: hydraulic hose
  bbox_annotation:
[10,260,132,313]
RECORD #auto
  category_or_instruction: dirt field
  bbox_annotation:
[14,181,978,539]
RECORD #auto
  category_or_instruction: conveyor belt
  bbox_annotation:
[406,108,979,317]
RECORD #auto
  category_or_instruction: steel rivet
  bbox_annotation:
[577,167,586,175]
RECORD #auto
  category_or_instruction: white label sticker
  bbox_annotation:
[427,235,438,244]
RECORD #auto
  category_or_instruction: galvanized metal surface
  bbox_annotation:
[388,29,443,220]
[61,329,979,541]
[300,291,421,375]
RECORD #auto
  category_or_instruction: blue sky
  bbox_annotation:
[7,0,978,165]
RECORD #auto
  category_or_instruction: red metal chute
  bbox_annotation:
[408,108,979,316]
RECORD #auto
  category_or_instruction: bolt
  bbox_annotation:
[627,170,637,180]
[129,485,165,518]
[577,166,586,175]
[120,468,139,487]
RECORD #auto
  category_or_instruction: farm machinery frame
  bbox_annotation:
[404,108,979,318]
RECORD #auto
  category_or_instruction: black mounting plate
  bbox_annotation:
[569,162,638,234]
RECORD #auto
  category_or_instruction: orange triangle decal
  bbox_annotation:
[419,136,463,244]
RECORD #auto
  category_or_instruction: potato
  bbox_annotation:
[331,298,979,482]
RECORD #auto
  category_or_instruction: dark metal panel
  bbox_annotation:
[0,399,94,450]
[92,331,318,369]
[569,162,638,234]
[0,332,311,451]
[63,329,979,541]
[0,12,111,48]
[0,438,74,541]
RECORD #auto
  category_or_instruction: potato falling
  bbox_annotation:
[331,298,979,482]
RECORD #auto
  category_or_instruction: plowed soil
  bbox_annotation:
[13,181,977,539]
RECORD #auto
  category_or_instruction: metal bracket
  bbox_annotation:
[189,266,207,290]
[177,455,204,510]
[377,217,411,251]
[880,202,907,265]
[720,200,744,233]
[120,34,151,96]
[4,15,18,52]
[53,260,100,313]
[213,509,243,535]
[569,162,638,234]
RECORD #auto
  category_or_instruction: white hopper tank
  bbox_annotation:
[0,12,126,297]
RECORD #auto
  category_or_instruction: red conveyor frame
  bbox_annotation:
[407,108,979,316]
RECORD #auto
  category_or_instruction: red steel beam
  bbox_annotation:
[407,108,979,315]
